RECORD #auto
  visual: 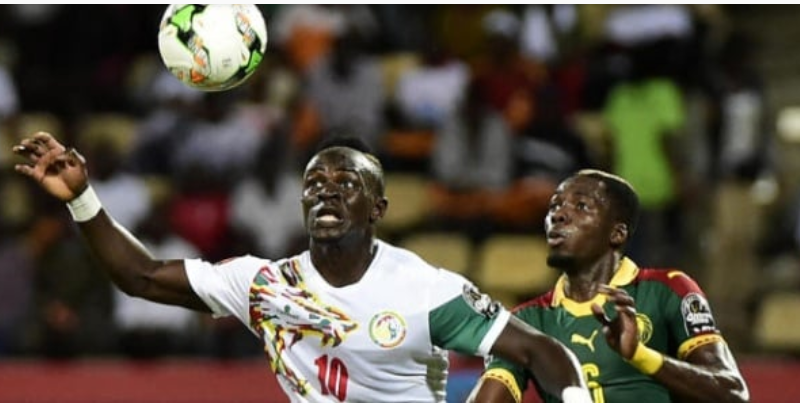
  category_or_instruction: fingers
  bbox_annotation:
[13,139,46,162]
[32,132,66,153]
[12,132,66,159]
[12,132,75,170]
[591,303,610,326]
[67,147,86,166]
[13,142,75,184]
[597,284,635,307]
[13,162,36,178]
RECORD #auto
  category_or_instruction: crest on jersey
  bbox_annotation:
[462,284,501,318]
[636,313,654,344]
[369,311,407,348]
[681,293,717,335]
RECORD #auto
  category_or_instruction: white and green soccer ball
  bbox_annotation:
[157,4,268,91]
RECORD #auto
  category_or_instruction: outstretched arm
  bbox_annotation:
[592,285,749,403]
[475,315,590,403]
[13,132,208,311]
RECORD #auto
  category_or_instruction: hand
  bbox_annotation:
[590,284,639,360]
[12,132,89,202]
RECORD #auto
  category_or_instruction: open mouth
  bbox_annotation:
[546,231,566,247]
[314,206,344,227]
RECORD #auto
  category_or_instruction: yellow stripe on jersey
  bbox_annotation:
[678,333,724,360]
[667,270,688,279]
[483,368,522,403]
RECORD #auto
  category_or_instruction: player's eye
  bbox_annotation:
[304,179,323,190]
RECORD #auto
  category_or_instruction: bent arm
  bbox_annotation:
[593,285,749,403]
[12,132,208,312]
[487,315,588,401]
[78,208,209,311]
[650,342,749,403]
[469,376,519,403]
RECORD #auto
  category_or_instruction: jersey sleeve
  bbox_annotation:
[482,304,544,402]
[184,256,262,322]
[427,270,510,356]
[660,270,724,359]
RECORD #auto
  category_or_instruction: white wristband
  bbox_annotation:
[66,185,102,222]
[561,386,593,403]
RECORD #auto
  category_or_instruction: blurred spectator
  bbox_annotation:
[84,136,152,230]
[0,63,18,120]
[34,222,114,358]
[604,5,693,48]
[230,132,306,260]
[371,5,433,52]
[496,85,596,231]
[429,86,515,238]
[520,5,580,64]
[172,93,267,182]
[273,5,377,75]
[303,27,386,154]
[471,8,545,120]
[130,69,203,177]
[703,30,771,350]
[603,40,687,267]
[394,39,469,130]
[432,87,513,194]
[0,176,61,356]
[113,195,202,359]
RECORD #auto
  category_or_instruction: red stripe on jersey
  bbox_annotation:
[512,291,554,313]
[636,268,705,297]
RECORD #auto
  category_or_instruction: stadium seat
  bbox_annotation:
[380,173,430,238]
[399,232,473,275]
[474,235,557,309]
[754,291,800,352]
[77,113,138,156]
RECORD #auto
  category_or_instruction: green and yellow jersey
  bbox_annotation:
[483,258,723,403]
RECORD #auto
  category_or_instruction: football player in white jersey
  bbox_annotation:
[14,132,591,403]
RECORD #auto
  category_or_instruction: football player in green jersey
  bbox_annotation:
[471,169,749,403]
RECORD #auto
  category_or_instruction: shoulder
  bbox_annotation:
[213,254,265,266]
[378,241,440,276]
[511,290,554,313]
[636,268,706,298]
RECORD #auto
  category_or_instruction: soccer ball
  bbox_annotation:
[157,4,268,92]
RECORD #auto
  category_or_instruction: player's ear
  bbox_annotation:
[370,197,388,223]
[610,222,628,247]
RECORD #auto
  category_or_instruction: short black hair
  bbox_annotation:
[575,169,639,236]
[315,135,385,197]
[317,135,374,155]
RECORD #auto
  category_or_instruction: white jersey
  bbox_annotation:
[185,240,510,402]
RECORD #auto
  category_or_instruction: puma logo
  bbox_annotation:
[571,330,599,353]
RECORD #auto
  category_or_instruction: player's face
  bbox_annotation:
[544,176,616,270]
[301,148,378,242]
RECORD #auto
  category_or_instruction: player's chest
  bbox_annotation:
[542,305,666,366]
[250,279,434,357]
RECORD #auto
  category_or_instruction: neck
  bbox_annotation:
[564,251,621,302]
[310,238,376,288]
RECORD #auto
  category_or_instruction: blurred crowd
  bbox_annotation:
[0,5,795,360]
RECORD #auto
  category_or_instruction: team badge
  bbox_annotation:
[462,284,501,318]
[636,313,654,344]
[681,293,717,335]
[369,311,407,348]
